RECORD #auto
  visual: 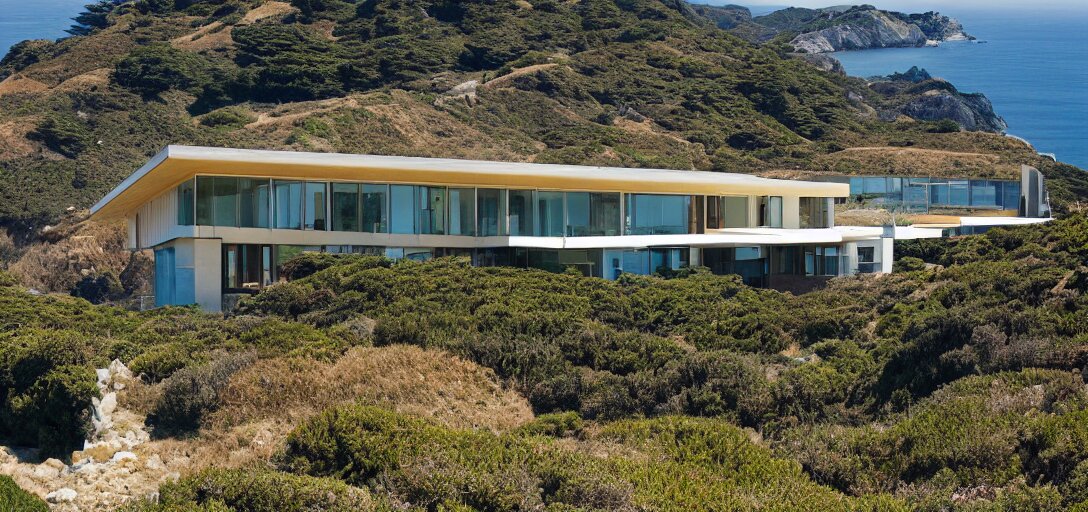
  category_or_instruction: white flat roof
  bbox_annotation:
[90,145,850,219]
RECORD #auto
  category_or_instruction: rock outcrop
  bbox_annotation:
[743,5,973,53]
[790,10,926,54]
[869,67,1007,133]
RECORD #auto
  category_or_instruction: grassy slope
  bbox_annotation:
[0,0,1080,232]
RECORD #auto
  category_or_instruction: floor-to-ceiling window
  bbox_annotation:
[274,180,303,229]
[707,196,748,229]
[508,190,534,236]
[625,194,690,235]
[418,186,446,235]
[390,185,416,234]
[331,183,360,232]
[177,180,194,226]
[536,191,564,237]
[361,184,388,233]
[566,192,620,236]
[448,187,475,236]
[759,196,783,228]
[799,197,830,229]
[238,178,270,228]
[304,182,327,230]
[477,188,506,236]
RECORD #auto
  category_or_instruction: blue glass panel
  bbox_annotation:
[1003,182,1021,210]
[274,181,302,230]
[849,178,863,197]
[970,180,998,207]
[536,191,564,237]
[626,194,689,235]
[390,185,416,234]
[949,180,969,206]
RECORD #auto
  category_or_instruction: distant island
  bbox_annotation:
[691,4,974,53]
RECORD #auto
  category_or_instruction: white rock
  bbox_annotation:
[111,451,138,463]
[145,454,165,471]
[46,488,78,503]
[109,359,133,381]
[96,368,110,385]
[99,392,117,416]
[32,464,61,480]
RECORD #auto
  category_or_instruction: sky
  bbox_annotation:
[736,0,1088,11]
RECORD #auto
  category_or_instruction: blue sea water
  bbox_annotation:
[0,0,88,58]
[832,8,1088,170]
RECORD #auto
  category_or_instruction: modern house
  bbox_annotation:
[89,146,1051,311]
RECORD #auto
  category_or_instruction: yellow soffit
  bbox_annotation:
[90,146,851,220]
[906,214,963,228]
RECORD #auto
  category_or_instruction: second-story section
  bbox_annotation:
[102,146,848,251]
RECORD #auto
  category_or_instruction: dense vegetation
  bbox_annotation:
[0,0,1080,233]
[4,213,1086,509]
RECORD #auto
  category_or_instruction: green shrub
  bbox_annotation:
[0,474,48,511]
[893,256,927,272]
[199,107,255,128]
[0,329,103,457]
[113,43,216,97]
[124,468,381,511]
[28,114,91,158]
[147,351,255,437]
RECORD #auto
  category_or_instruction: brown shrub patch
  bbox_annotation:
[209,345,534,432]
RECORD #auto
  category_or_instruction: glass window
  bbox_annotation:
[565,192,620,237]
[361,184,388,233]
[332,183,360,232]
[709,196,749,229]
[390,185,416,234]
[177,180,194,226]
[448,188,475,236]
[536,191,565,237]
[239,178,269,228]
[418,186,446,235]
[625,194,689,235]
[196,176,214,225]
[849,178,863,197]
[799,198,829,229]
[903,178,929,210]
[304,182,327,230]
[970,180,998,207]
[213,177,239,227]
[274,180,303,230]
[477,189,506,236]
[760,196,783,228]
[862,177,887,195]
[1002,181,1021,210]
[508,190,534,236]
[931,180,950,205]
[949,180,969,206]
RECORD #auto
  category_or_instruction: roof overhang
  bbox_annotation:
[89,145,850,221]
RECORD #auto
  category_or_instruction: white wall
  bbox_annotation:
[132,186,196,249]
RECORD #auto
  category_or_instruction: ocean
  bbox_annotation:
[832,8,1088,169]
[0,0,87,58]
[1,2,1086,169]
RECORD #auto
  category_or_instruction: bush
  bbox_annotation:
[28,114,91,158]
[112,43,215,97]
[123,468,381,511]
[71,271,124,304]
[0,329,102,458]
[199,107,255,128]
[893,256,927,272]
[147,351,255,437]
[0,475,48,511]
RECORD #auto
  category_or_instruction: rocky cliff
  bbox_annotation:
[748,5,973,53]
[869,67,1007,133]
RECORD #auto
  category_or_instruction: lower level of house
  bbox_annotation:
[152,236,895,311]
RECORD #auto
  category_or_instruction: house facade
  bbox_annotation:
[90,146,1051,311]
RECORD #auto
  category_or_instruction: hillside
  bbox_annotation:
[0,0,1081,237]
[0,213,1086,509]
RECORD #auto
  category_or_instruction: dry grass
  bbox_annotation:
[7,219,133,293]
[209,345,534,433]
[0,75,50,96]
[813,146,1021,179]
